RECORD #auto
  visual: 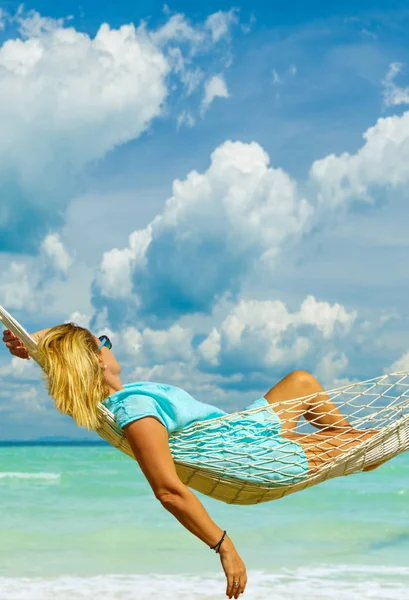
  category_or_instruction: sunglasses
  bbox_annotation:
[97,335,112,351]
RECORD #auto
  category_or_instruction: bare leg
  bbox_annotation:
[263,370,382,473]
[263,370,351,434]
[297,429,378,472]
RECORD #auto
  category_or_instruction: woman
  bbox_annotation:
[2,324,377,599]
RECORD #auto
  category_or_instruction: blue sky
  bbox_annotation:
[1,1,409,439]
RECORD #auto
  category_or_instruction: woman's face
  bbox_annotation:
[93,336,121,377]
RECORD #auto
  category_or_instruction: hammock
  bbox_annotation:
[1,305,409,505]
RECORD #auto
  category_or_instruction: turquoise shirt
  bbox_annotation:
[102,381,227,433]
[102,381,309,486]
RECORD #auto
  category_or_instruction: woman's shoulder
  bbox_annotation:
[102,382,183,409]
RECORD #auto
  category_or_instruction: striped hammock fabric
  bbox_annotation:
[1,305,409,505]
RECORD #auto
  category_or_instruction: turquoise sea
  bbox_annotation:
[0,443,408,599]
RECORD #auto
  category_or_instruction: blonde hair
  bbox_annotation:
[37,323,110,430]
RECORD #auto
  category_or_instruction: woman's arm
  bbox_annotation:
[31,327,52,341]
[124,416,247,598]
[2,327,52,359]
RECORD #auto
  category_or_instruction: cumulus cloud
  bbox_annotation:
[294,295,356,339]
[314,352,349,388]
[94,140,313,323]
[122,323,193,364]
[198,327,221,366]
[198,296,356,375]
[41,233,72,274]
[0,234,73,312]
[0,14,168,253]
[0,9,237,254]
[382,63,409,107]
[96,293,357,396]
[93,97,409,332]
[310,110,409,209]
[95,226,152,300]
[201,74,229,115]
[92,103,409,373]
[66,311,91,329]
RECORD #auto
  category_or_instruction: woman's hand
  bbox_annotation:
[2,330,30,359]
[124,417,248,597]
[219,540,247,599]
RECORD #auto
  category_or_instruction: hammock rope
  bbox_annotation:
[1,305,408,505]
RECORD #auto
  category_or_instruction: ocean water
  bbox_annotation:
[0,444,408,599]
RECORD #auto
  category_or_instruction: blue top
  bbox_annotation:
[102,381,227,434]
[102,381,310,486]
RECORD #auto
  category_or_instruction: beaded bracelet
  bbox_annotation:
[210,530,227,553]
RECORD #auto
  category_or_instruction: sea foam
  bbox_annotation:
[0,472,60,481]
[0,566,408,600]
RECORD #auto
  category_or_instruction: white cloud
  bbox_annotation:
[150,13,206,47]
[295,295,356,339]
[41,233,72,273]
[66,311,91,329]
[205,9,238,43]
[310,110,409,209]
[122,323,193,364]
[96,226,152,299]
[15,9,67,38]
[166,46,203,95]
[152,10,237,98]
[0,383,46,413]
[314,351,349,388]
[0,261,36,311]
[198,327,221,366]
[15,386,44,411]
[177,110,196,128]
[180,65,204,95]
[0,9,237,254]
[387,350,409,373]
[382,63,409,107]
[151,9,237,48]
[199,295,356,371]
[0,232,77,313]
[97,248,134,299]
[201,74,229,116]
[94,140,313,321]
[0,14,169,252]
[0,356,38,380]
[92,105,409,343]
[0,358,45,415]
[90,292,359,397]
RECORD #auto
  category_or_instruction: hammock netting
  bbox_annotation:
[1,305,408,505]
